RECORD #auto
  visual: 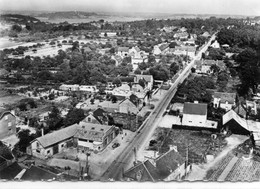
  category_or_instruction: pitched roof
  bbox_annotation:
[0,111,15,120]
[34,124,78,148]
[213,92,236,104]
[21,166,57,181]
[74,122,113,142]
[156,149,185,180]
[0,162,23,180]
[124,149,186,181]
[118,47,129,52]
[159,44,169,51]
[123,160,158,181]
[183,102,207,115]
[222,110,248,130]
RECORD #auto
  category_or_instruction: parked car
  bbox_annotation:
[112,142,120,149]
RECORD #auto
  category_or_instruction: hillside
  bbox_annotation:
[0,14,40,24]
[38,11,98,20]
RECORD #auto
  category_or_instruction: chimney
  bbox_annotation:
[41,128,44,136]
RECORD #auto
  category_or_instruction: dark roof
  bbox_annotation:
[0,162,23,180]
[0,111,15,120]
[183,102,207,115]
[213,92,236,104]
[156,148,185,180]
[0,141,14,160]
[124,149,185,181]
[123,160,157,181]
[129,94,139,106]
[21,166,57,181]
[92,108,108,124]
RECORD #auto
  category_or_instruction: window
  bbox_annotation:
[189,121,192,123]
[199,122,202,124]
[89,140,93,143]
[47,150,50,154]
[61,144,64,148]
[36,149,40,153]
[36,142,39,148]
[88,117,91,122]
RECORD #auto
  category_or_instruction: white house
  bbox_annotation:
[117,47,129,57]
[134,75,154,90]
[79,85,98,93]
[182,102,207,127]
[118,98,139,114]
[210,40,220,49]
[59,84,79,91]
[213,92,236,111]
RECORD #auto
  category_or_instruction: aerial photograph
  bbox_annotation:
[0,0,260,185]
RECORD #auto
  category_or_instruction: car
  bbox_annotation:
[112,142,120,149]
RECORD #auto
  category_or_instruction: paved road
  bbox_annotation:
[100,33,217,181]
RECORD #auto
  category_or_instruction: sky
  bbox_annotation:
[0,0,259,16]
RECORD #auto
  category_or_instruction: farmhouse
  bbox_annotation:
[123,148,191,181]
[29,122,117,159]
[134,75,154,90]
[213,92,236,111]
[0,111,16,140]
[182,102,207,127]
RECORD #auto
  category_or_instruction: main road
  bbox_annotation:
[100,33,217,181]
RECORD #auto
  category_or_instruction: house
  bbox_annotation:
[210,40,220,49]
[134,75,154,90]
[201,32,211,38]
[119,98,139,114]
[98,100,120,113]
[123,148,191,181]
[59,84,79,91]
[129,46,141,59]
[79,85,98,93]
[29,124,77,159]
[29,122,118,159]
[117,47,129,57]
[222,110,251,135]
[174,32,189,40]
[74,122,117,152]
[173,46,196,59]
[195,59,226,74]
[182,102,207,127]
[0,141,15,172]
[83,108,108,125]
[0,111,16,140]
[20,165,58,181]
[131,83,144,93]
[213,92,236,111]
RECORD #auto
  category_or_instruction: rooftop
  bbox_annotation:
[183,102,207,115]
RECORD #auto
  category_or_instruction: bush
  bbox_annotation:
[150,104,155,109]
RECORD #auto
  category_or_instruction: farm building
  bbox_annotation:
[29,122,118,159]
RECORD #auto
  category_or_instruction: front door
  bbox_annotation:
[53,144,59,154]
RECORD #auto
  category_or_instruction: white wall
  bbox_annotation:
[182,114,207,127]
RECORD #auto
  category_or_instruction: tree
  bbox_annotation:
[64,108,85,126]
[46,106,63,131]
[111,95,117,103]
[138,78,146,88]
[134,68,142,74]
[16,129,37,152]
[104,32,108,37]
[112,78,121,87]
[170,62,179,75]
[12,24,22,32]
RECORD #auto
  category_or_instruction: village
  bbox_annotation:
[1,12,260,182]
